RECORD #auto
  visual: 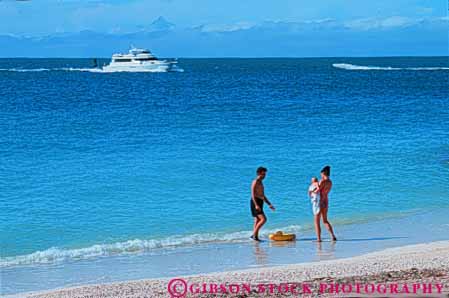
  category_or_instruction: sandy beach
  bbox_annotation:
[17,240,449,298]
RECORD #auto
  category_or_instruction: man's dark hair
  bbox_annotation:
[257,167,267,174]
[321,165,331,176]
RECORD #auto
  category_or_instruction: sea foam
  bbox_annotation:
[0,225,302,268]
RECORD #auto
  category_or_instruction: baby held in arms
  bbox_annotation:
[308,177,320,216]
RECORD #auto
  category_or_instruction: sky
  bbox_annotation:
[1,0,447,35]
[0,0,447,57]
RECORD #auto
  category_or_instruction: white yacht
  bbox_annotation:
[103,47,178,72]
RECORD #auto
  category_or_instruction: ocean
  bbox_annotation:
[1,57,449,294]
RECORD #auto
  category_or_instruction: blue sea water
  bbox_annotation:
[1,57,449,293]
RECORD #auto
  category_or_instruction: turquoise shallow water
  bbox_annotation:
[3,208,449,295]
[1,57,448,272]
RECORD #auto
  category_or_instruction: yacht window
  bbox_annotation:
[114,58,132,62]
[135,57,157,61]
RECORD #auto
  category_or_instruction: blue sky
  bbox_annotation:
[1,0,446,35]
[0,0,447,57]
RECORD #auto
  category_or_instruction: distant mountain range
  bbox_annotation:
[148,16,176,32]
[1,16,447,57]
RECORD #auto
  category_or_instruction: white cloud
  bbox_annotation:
[416,7,434,14]
[193,15,447,34]
[381,16,414,28]
[195,22,255,33]
[344,16,417,30]
[208,15,437,34]
[302,18,337,25]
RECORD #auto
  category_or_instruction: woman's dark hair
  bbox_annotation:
[321,165,331,176]
[257,167,267,174]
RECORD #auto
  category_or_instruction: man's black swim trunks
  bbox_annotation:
[250,197,264,217]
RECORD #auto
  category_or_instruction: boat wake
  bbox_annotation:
[0,225,302,268]
[0,67,54,72]
[333,63,449,71]
[0,67,184,73]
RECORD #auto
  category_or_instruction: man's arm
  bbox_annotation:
[263,195,275,210]
[263,196,271,205]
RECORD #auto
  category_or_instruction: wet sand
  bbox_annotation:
[20,240,449,298]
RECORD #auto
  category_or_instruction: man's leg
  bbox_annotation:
[314,213,322,242]
[322,208,337,241]
[252,217,260,238]
[253,214,267,239]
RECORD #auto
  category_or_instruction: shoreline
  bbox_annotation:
[13,240,449,298]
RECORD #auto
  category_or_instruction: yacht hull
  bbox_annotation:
[102,61,175,72]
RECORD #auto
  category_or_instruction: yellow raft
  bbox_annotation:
[268,231,296,241]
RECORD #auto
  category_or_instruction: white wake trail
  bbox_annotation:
[333,63,449,71]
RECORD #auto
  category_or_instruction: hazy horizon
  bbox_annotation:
[0,0,447,58]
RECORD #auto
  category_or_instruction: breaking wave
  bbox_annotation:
[0,225,302,268]
[333,63,449,71]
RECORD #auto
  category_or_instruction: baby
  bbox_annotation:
[308,177,320,215]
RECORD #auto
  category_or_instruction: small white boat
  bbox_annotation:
[103,47,178,72]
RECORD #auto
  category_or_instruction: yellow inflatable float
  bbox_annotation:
[268,231,296,241]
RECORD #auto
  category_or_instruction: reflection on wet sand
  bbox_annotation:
[268,240,297,248]
[315,240,336,260]
[252,241,268,265]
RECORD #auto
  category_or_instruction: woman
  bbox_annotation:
[314,165,337,242]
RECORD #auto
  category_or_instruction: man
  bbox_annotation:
[250,167,275,241]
